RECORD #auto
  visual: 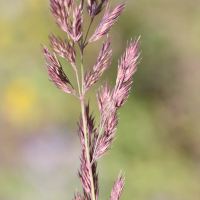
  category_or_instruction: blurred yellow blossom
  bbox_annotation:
[2,79,37,126]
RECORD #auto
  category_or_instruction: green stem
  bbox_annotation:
[80,50,96,200]
[75,69,81,97]
[83,18,94,48]
[81,52,84,94]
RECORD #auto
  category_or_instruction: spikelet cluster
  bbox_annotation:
[41,0,141,199]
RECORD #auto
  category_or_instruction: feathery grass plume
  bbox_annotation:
[71,1,84,42]
[110,172,125,200]
[41,45,77,96]
[49,33,76,69]
[84,37,112,92]
[50,0,71,35]
[50,0,83,41]
[88,2,125,43]
[114,37,141,108]
[41,0,141,199]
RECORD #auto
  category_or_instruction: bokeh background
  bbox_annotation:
[1,0,200,199]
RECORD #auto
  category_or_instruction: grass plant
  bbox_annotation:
[41,0,141,199]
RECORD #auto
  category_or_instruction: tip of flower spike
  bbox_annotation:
[88,1,125,43]
[110,171,125,200]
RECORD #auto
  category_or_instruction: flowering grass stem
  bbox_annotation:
[81,97,96,200]
[80,47,96,200]
[41,0,141,199]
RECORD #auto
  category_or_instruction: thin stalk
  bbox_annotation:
[83,18,94,48]
[81,51,84,94]
[75,69,81,96]
[73,40,81,97]
[80,50,96,200]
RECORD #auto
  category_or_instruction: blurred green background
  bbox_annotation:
[1,0,200,199]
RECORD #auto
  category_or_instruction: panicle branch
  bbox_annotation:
[50,0,83,42]
[88,2,125,43]
[84,37,112,92]
[71,1,84,42]
[49,33,76,70]
[114,37,141,108]
[110,172,125,200]
[41,45,77,96]
[50,0,71,36]
[93,36,141,162]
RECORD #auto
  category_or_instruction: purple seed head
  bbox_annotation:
[41,0,141,199]
[88,2,125,43]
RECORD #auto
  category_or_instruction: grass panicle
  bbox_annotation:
[41,0,141,199]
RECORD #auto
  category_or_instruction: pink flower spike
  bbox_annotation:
[88,1,125,43]
[71,2,84,42]
[50,0,71,36]
[50,0,83,43]
[41,45,78,96]
[84,37,112,91]
[49,33,76,70]
[114,36,141,108]
[110,171,125,200]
